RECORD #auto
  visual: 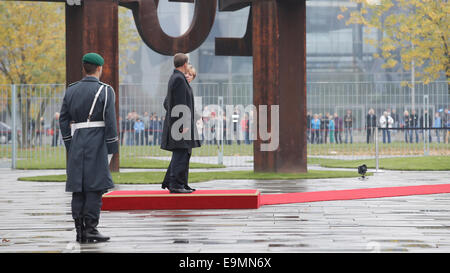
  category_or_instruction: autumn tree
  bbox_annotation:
[0,2,139,147]
[342,0,449,85]
[119,7,141,82]
[0,2,65,147]
[0,2,65,84]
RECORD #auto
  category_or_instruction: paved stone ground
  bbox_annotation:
[1,167,450,253]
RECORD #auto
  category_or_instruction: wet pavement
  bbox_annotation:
[1,167,450,252]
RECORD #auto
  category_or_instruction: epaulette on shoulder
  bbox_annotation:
[68,81,80,87]
[99,81,115,95]
[99,81,112,89]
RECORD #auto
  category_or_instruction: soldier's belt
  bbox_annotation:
[71,121,106,136]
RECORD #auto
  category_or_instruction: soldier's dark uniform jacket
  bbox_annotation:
[59,76,119,193]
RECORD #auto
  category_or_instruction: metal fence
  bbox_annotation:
[306,81,449,160]
[0,81,448,170]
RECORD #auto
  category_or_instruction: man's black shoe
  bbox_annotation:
[184,185,196,192]
[169,188,193,194]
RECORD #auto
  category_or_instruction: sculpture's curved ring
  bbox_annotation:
[120,0,217,55]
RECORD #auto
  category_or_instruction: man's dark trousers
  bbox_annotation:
[163,148,191,189]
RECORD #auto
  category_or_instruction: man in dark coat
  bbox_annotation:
[161,53,201,193]
[366,108,377,143]
[59,53,118,243]
[420,110,433,143]
[409,109,419,143]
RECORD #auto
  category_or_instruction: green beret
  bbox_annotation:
[82,53,104,66]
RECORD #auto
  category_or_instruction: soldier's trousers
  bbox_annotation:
[71,191,103,220]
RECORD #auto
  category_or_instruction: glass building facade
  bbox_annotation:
[123,0,403,86]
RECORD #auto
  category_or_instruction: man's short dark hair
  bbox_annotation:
[83,62,98,75]
[173,53,188,68]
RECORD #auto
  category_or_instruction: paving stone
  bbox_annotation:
[1,168,450,252]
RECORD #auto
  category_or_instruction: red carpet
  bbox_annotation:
[102,189,260,210]
[260,183,450,206]
[101,184,450,211]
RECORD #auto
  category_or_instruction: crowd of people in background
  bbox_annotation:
[307,108,449,145]
[16,112,62,147]
[309,111,350,145]
[198,106,252,146]
[120,111,164,146]
[117,106,253,146]
[3,107,449,147]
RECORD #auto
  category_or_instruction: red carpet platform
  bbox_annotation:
[102,184,450,211]
[101,189,260,210]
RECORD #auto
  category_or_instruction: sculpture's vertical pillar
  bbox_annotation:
[252,0,307,173]
[66,0,120,171]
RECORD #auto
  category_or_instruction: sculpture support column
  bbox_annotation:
[252,0,307,173]
[66,0,120,172]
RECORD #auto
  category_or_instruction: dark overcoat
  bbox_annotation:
[366,114,377,128]
[161,69,201,151]
[59,76,119,193]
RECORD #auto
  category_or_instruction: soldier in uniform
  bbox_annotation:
[59,53,119,243]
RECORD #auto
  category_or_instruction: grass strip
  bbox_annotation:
[18,169,370,184]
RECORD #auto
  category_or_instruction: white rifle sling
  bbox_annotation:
[71,84,106,136]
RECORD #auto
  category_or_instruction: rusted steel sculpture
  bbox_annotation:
[216,0,307,173]
[215,0,252,56]
[14,0,307,173]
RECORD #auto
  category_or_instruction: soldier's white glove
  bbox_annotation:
[108,154,113,165]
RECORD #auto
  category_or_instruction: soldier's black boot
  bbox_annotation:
[74,218,86,243]
[84,217,110,243]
